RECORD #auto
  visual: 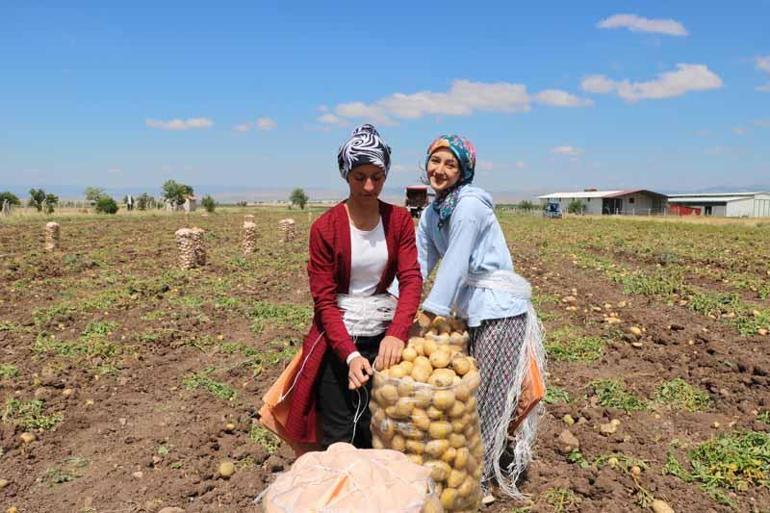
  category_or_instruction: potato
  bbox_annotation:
[401,346,417,362]
[422,496,442,513]
[423,339,438,356]
[447,469,467,488]
[465,454,478,473]
[372,406,385,425]
[463,421,476,438]
[389,365,407,379]
[458,476,476,498]
[412,408,431,431]
[449,433,467,449]
[448,400,465,419]
[431,316,452,334]
[473,465,482,479]
[378,419,395,441]
[452,419,466,434]
[406,439,425,455]
[379,384,399,405]
[409,454,424,466]
[428,332,450,345]
[413,387,433,408]
[391,434,406,451]
[411,365,431,383]
[372,436,384,449]
[454,448,470,469]
[464,396,477,415]
[429,350,451,369]
[414,355,432,368]
[449,331,466,345]
[454,383,470,402]
[426,405,444,420]
[428,368,455,387]
[471,440,483,460]
[397,376,415,397]
[441,446,457,465]
[440,488,458,510]
[429,421,453,439]
[448,317,466,332]
[394,397,414,418]
[425,460,452,482]
[425,439,450,458]
[462,370,481,391]
[448,345,464,355]
[411,338,425,356]
[399,422,425,440]
[432,390,456,411]
[451,356,472,376]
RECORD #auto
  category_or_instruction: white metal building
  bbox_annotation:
[667,192,770,217]
[538,189,668,215]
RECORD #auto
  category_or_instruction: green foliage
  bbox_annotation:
[518,200,536,211]
[2,398,63,430]
[201,194,216,213]
[591,379,648,412]
[654,378,712,412]
[290,187,309,209]
[758,411,770,425]
[0,191,20,205]
[94,196,119,214]
[567,199,586,214]
[250,424,281,454]
[249,301,312,334]
[28,188,47,211]
[544,386,571,404]
[84,187,106,202]
[541,488,581,513]
[546,328,605,362]
[182,368,236,401]
[161,179,194,206]
[136,192,153,210]
[0,364,19,379]
[44,456,89,485]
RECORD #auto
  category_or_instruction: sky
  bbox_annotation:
[1,0,769,199]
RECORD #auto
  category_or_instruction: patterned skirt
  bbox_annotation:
[469,313,528,486]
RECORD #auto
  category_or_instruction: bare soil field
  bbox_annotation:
[1,209,768,513]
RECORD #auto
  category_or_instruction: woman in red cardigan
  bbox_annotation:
[286,124,422,449]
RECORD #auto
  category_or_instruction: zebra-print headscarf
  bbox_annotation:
[337,124,391,180]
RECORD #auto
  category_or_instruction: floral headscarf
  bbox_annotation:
[426,135,477,228]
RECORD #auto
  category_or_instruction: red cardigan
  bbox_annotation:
[285,201,422,444]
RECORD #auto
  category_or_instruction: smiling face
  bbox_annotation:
[347,164,386,203]
[427,148,462,194]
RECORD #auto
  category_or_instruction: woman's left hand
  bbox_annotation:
[376,336,405,370]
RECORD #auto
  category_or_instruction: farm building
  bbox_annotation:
[667,192,770,217]
[538,189,668,215]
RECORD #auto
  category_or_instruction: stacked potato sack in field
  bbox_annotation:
[44,222,60,251]
[242,221,258,255]
[278,218,296,242]
[371,316,483,513]
[175,227,206,269]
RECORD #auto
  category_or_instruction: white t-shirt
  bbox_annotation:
[348,218,388,297]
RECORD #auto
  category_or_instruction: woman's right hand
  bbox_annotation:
[348,356,373,389]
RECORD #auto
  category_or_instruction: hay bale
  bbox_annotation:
[45,222,60,251]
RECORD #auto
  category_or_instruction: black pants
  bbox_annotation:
[316,334,383,449]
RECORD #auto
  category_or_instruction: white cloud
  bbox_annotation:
[754,119,770,128]
[757,84,770,93]
[581,64,722,102]
[107,168,122,174]
[328,79,589,125]
[597,13,688,36]
[233,123,252,133]
[256,117,276,131]
[515,161,527,169]
[534,89,594,107]
[551,145,583,157]
[757,56,770,73]
[317,112,350,127]
[732,127,747,135]
[145,117,213,130]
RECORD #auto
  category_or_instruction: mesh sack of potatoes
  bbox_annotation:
[370,316,484,513]
[261,442,444,513]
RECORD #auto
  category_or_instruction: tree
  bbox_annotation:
[201,194,216,213]
[567,199,586,215]
[162,180,194,206]
[290,188,309,210]
[136,193,153,211]
[43,193,59,214]
[0,191,20,206]
[95,196,119,214]
[28,188,47,211]
[518,200,536,211]
[84,187,107,203]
